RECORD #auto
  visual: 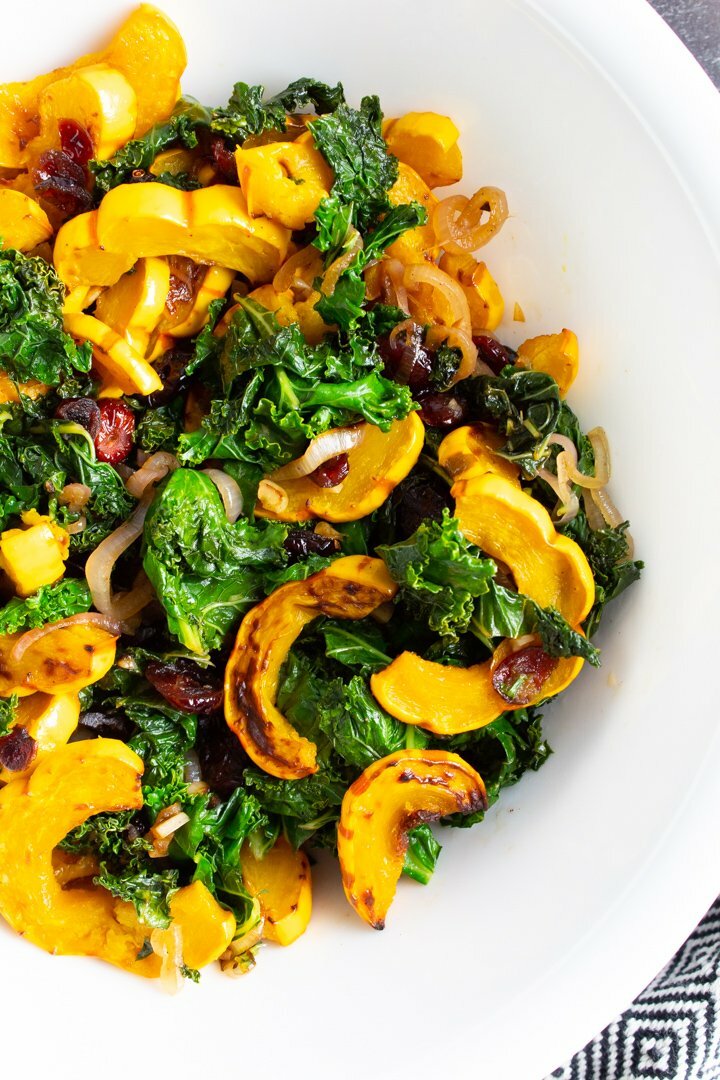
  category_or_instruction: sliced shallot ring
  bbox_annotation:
[382,258,410,314]
[125,452,179,499]
[590,485,625,529]
[10,612,123,666]
[85,491,155,619]
[403,262,472,338]
[66,514,87,535]
[425,325,478,384]
[273,245,323,298]
[433,186,509,254]
[273,426,365,482]
[320,229,363,297]
[201,469,243,523]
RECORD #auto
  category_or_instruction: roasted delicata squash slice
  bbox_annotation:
[453,473,595,625]
[0,5,185,169]
[0,741,233,975]
[225,557,398,780]
[8,620,118,695]
[371,640,584,735]
[94,257,171,357]
[438,251,504,332]
[257,414,425,523]
[438,423,520,485]
[384,112,463,189]
[242,837,312,946]
[168,264,235,338]
[338,750,487,929]
[235,142,333,230]
[24,63,137,164]
[386,163,439,265]
[0,189,52,252]
[54,185,291,290]
[0,692,80,782]
[63,312,164,395]
[516,329,579,398]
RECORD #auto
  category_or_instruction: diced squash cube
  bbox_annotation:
[516,329,579,397]
[386,163,438,265]
[235,142,333,230]
[384,112,462,188]
[0,189,52,251]
[439,251,504,331]
[0,513,69,597]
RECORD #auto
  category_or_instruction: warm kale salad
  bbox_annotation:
[0,7,641,985]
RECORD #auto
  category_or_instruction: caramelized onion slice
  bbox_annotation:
[201,469,243,523]
[433,186,509,254]
[273,427,365,482]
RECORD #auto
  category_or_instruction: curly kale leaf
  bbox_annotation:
[211,78,344,142]
[562,517,643,636]
[0,579,91,634]
[0,250,91,386]
[463,369,562,477]
[90,97,213,193]
[379,511,496,638]
[309,95,397,234]
[0,693,18,738]
[143,468,287,655]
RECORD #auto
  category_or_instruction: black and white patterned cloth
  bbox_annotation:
[549,898,720,1079]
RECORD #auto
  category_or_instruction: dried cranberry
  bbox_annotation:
[491,646,558,705]
[309,453,349,488]
[0,727,37,772]
[283,530,341,562]
[55,397,101,439]
[79,709,134,741]
[391,472,452,540]
[58,119,94,166]
[94,400,135,464]
[210,136,237,181]
[417,391,469,429]
[474,334,513,375]
[196,712,249,797]
[146,659,224,715]
[147,347,192,407]
[32,149,93,217]
[378,325,434,393]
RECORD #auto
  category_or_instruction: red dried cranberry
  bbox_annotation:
[55,397,101,439]
[491,646,558,705]
[0,727,37,772]
[210,136,237,181]
[58,119,94,166]
[32,149,93,217]
[94,400,135,464]
[310,453,349,488]
[417,391,469,429]
[79,709,134,741]
[391,472,452,540]
[283,529,341,562]
[378,325,434,393]
[474,334,513,375]
[146,659,224,715]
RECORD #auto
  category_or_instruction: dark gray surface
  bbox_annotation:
[649,0,720,87]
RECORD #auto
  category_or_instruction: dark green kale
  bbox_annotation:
[211,78,344,142]
[403,825,441,885]
[177,299,413,473]
[562,516,643,636]
[319,675,409,770]
[0,250,91,386]
[90,97,213,193]
[463,369,562,476]
[472,579,600,666]
[0,693,18,738]
[378,511,496,638]
[0,579,91,634]
[142,468,288,655]
[319,619,391,673]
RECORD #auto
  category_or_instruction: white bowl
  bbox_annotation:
[3,2,720,1078]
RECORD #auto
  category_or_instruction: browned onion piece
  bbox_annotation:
[382,259,410,314]
[58,483,92,512]
[125,452,179,499]
[201,469,243,522]
[10,612,123,666]
[273,426,365,482]
[273,245,324,298]
[320,229,363,297]
[433,186,509,254]
[66,514,87,536]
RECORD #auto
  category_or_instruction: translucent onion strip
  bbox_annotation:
[433,186,509,254]
[273,427,365,482]
[381,259,410,314]
[273,245,324,298]
[201,468,243,522]
[125,452,179,499]
[403,262,472,338]
[85,492,156,620]
[320,229,363,297]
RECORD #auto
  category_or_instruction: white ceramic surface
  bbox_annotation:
[2,2,719,1078]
